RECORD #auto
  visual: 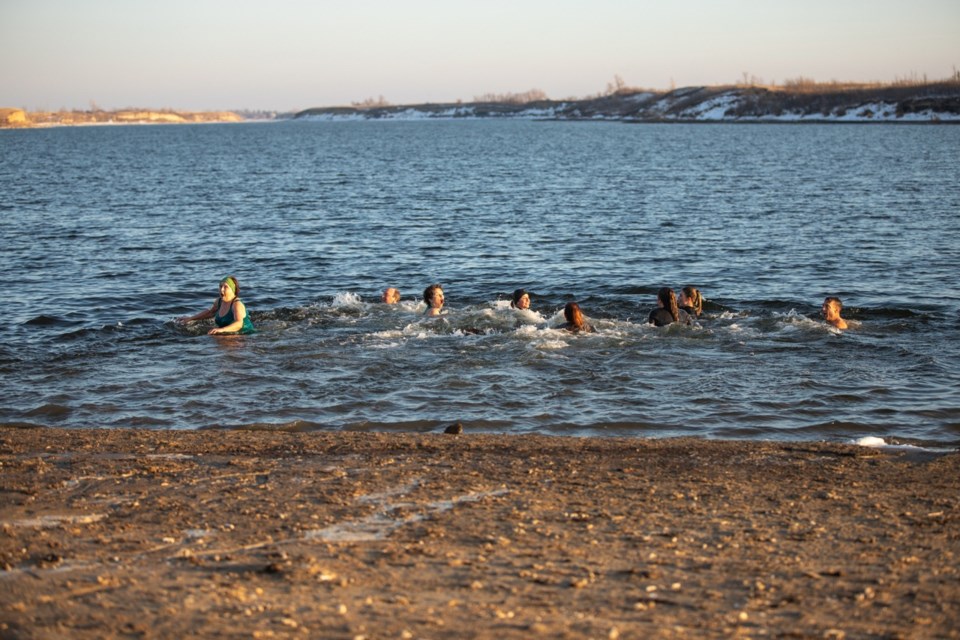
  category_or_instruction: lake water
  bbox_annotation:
[2,120,959,446]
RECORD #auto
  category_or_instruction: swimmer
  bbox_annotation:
[382,287,401,304]
[423,284,444,316]
[510,288,531,310]
[648,287,691,327]
[822,296,848,330]
[177,276,255,335]
[679,286,703,318]
[559,302,594,333]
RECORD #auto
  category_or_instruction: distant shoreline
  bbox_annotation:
[4,81,959,128]
[295,82,960,124]
[4,118,958,132]
[0,108,243,129]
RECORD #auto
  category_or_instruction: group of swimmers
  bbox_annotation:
[648,286,704,327]
[177,276,850,336]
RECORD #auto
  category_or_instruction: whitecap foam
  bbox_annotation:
[534,336,571,350]
[512,308,547,324]
[852,436,957,453]
[367,341,403,350]
[329,291,364,309]
[774,310,830,333]
[371,329,405,339]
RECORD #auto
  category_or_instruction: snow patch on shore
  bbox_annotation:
[678,93,739,120]
[298,104,567,122]
[297,98,959,123]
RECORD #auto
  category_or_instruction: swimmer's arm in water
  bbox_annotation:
[209,299,248,335]
[177,298,218,325]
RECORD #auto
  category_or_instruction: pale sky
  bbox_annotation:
[2,0,958,112]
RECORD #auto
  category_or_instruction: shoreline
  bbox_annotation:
[4,118,958,132]
[2,427,958,638]
[0,119,248,131]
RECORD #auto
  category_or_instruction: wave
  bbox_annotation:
[23,314,81,327]
[200,418,703,437]
[25,403,72,418]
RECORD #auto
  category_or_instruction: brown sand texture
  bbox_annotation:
[1,427,958,639]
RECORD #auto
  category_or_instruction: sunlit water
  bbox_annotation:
[2,120,959,445]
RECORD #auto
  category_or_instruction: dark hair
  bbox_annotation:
[511,288,529,308]
[682,286,703,316]
[424,283,443,305]
[658,287,679,323]
[824,296,842,310]
[564,302,586,330]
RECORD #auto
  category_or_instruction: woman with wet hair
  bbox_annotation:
[177,275,256,335]
[560,302,594,333]
[648,287,689,327]
[679,286,703,318]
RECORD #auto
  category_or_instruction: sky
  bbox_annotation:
[1,0,958,112]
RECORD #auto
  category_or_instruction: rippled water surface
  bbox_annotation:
[2,120,959,445]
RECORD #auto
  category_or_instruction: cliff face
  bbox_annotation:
[296,83,960,123]
[110,110,244,124]
[0,108,28,127]
[0,109,244,128]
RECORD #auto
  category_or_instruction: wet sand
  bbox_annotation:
[1,427,957,639]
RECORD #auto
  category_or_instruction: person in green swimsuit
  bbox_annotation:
[177,276,255,335]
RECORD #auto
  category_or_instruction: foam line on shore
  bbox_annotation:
[852,436,957,453]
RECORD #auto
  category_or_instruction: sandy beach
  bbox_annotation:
[1,427,957,639]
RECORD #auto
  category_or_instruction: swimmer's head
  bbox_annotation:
[822,296,842,317]
[424,284,444,308]
[220,276,239,296]
[564,301,584,327]
[680,286,703,315]
[382,288,400,304]
[657,287,679,322]
[822,296,848,329]
[511,289,531,310]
